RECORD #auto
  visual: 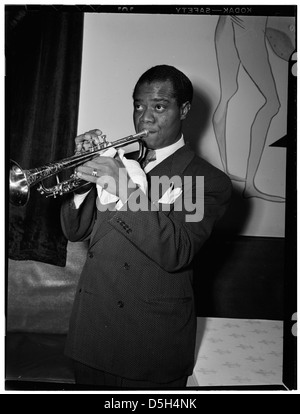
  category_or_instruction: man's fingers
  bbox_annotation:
[74,129,105,152]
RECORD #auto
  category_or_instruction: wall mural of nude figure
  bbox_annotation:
[212,15,295,203]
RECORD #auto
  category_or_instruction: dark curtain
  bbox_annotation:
[6,7,84,266]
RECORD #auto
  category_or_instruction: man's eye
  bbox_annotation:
[156,105,166,112]
[134,104,143,111]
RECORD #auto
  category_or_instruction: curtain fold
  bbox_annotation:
[7,8,84,266]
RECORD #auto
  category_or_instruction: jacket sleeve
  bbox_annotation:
[60,186,97,242]
[108,172,232,272]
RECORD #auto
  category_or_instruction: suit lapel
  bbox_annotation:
[146,144,195,203]
[147,144,195,179]
[169,144,195,176]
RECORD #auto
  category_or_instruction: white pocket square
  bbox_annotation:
[157,186,182,204]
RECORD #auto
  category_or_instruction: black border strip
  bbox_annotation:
[4,4,297,17]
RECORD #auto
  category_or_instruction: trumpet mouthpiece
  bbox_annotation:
[139,129,149,138]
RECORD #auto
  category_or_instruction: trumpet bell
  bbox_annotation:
[10,160,30,207]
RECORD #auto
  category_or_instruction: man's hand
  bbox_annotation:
[76,154,138,203]
[74,129,106,154]
[73,129,106,194]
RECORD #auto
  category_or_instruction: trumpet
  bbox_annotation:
[10,130,149,207]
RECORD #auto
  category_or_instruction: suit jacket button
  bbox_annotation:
[117,301,124,308]
[123,262,130,270]
[88,252,94,258]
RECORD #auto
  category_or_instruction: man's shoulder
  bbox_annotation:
[184,146,225,176]
[183,147,232,190]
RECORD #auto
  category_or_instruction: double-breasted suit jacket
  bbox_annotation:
[61,144,232,383]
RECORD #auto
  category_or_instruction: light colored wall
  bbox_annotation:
[78,13,291,237]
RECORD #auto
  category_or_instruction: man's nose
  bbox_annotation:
[140,108,155,123]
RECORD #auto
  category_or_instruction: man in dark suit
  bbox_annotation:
[61,65,232,389]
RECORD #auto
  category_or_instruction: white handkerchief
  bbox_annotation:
[96,147,148,207]
[96,147,119,205]
[121,153,147,195]
[157,186,183,204]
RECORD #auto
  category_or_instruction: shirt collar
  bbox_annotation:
[154,134,185,162]
[143,134,185,173]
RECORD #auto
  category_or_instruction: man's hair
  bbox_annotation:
[133,64,193,107]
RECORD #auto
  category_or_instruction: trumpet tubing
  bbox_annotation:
[9,130,148,206]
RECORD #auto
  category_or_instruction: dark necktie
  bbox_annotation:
[141,149,156,169]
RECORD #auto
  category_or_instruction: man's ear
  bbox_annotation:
[180,101,191,120]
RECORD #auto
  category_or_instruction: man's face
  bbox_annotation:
[133,80,190,149]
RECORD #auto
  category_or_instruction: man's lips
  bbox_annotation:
[140,129,156,135]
